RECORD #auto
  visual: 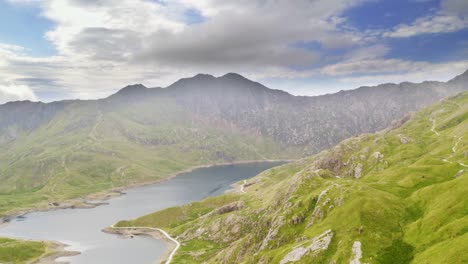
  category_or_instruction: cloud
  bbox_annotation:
[336,60,468,86]
[441,0,468,16]
[42,0,367,69]
[384,14,468,38]
[384,0,468,38]
[1,0,467,101]
[0,0,373,101]
[0,83,38,104]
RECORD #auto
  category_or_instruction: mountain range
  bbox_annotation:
[117,91,468,264]
[0,70,467,215]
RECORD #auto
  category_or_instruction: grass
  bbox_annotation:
[0,98,296,216]
[117,92,468,263]
[0,99,297,262]
[116,194,241,229]
[0,238,47,264]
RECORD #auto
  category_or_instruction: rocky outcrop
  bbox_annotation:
[454,169,465,178]
[354,163,363,178]
[280,229,333,264]
[398,134,411,144]
[350,241,363,264]
[260,216,285,250]
[215,201,245,215]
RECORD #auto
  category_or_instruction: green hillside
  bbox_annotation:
[116,92,468,263]
[1,71,467,217]
[0,98,290,216]
[0,238,47,264]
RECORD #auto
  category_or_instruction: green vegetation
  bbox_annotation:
[0,238,47,264]
[0,98,294,216]
[117,92,468,263]
[116,194,240,228]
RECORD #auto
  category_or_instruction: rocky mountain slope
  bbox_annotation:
[117,92,468,263]
[0,71,467,215]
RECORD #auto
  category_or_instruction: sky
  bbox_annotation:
[0,0,467,103]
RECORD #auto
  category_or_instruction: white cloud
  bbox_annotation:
[384,0,468,38]
[321,59,430,76]
[0,0,373,101]
[384,14,468,38]
[0,83,38,104]
[336,60,468,86]
[1,0,467,101]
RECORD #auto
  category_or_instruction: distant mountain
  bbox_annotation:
[108,70,467,154]
[0,70,467,215]
[117,92,468,264]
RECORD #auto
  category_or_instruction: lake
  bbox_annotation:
[0,162,284,264]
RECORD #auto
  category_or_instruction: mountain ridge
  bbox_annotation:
[0,70,467,216]
[3,69,468,106]
[116,92,468,263]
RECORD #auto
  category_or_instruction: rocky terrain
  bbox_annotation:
[117,92,468,263]
[0,71,467,215]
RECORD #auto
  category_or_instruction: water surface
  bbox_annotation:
[0,162,283,264]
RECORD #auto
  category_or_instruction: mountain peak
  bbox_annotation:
[193,73,216,80]
[115,84,147,95]
[220,72,247,80]
[122,83,147,90]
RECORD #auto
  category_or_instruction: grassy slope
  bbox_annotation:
[0,238,48,264]
[117,92,468,263]
[0,98,294,216]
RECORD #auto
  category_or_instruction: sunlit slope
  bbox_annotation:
[1,70,466,216]
[0,98,288,215]
[0,238,47,264]
[117,92,468,264]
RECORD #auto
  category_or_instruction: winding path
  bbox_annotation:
[430,118,440,136]
[453,136,463,153]
[431,117,466,169]
[110,226,180,264]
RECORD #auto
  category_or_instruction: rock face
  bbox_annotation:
[260,216,285,250]
[0,100,68,143]
[280,229,333,264]
[128,92,468,264]
[0,71,467,196]
[350,241,362,264]
[2,71,467,154]
[215,201,245,215]
[354,163,363,178]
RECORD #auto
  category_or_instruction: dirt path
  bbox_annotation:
[89,106,103,142]
[442,136,468,168]
[452,136,463,153]
[430,118,440,136]
[431,117,467,169]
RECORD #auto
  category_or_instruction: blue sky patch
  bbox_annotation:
[345,0,439,30]
[0,1,55,56]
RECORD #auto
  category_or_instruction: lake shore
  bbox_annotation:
[32,240,80,264]
[103,227,177,264]
[0,159,293,225]
[0,159,293,263]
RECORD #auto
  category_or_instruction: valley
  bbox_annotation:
[115,92,468,263]
[1,71,467,217]
[1,1,467,263]
[0,72,467,264]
